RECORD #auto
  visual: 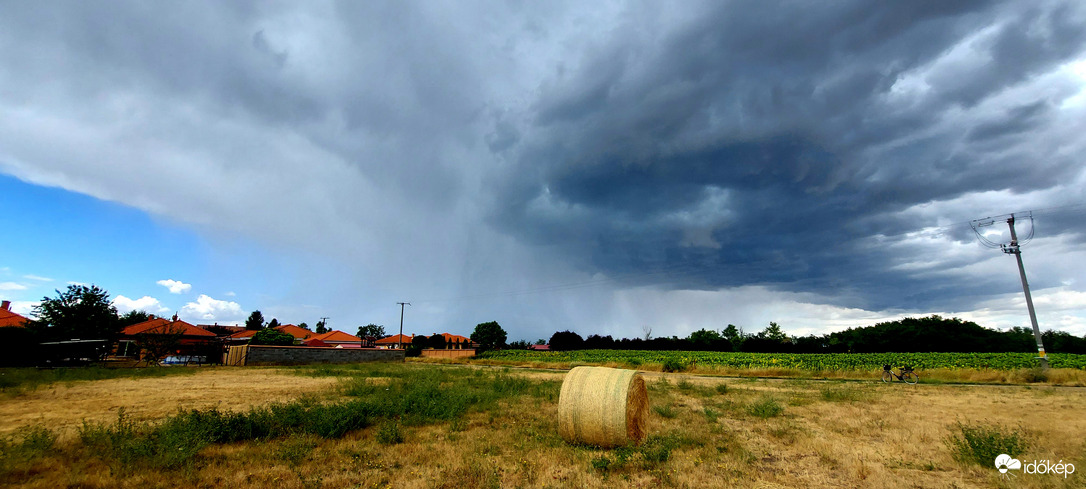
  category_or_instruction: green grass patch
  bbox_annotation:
[747,396,785,418]
[945,421,1030,467]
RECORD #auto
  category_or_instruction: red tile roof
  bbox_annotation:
[374,334,413,345]
[122,318,217,337]
[311,330,361,343]
[228,329,258,339]
[0,308,29,328]
[276,324,313,340]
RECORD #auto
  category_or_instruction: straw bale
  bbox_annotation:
[558,366,648,447]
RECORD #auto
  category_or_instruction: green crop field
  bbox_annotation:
[476,350,1086,371]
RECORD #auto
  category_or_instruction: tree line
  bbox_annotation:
[541,316,1086,354]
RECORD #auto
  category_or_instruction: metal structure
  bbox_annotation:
[396,302,411,349]
[970,211,1047,368]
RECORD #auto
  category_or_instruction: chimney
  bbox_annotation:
[1,300,9,311]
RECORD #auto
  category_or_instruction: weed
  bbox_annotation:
[653,404,678,419]
[715,383,728,395]
[747,396,784,418]
[276,434,318,465]
[703,407,719,423]
[376,421,404,445]
[945,421,1029,467]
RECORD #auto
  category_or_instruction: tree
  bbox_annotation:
[411,335,428,348]
[119,310,152,327]
[357,324,386,339]
[427,334,447,349]
[267,318,280,329]
[134,322,185,365]
[534,338,547,345]
[32,284,121,343]
[722,324,744,351]
[251,328,295,346]
[470,321,507,352]
[298,322,310,330]
[245,310,265,331]
[549,330,584,351]
[508,339,531,350]
[315,319,328,334]
[759,322,788,342]
[688,328,722,345]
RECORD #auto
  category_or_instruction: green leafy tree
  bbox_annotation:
[32,284,121,342]
[315,319,328,334]
[534,338,547,345]
[508,340,531,350]
[722,324,744,351]
[250,328,295,346]
[298,322,310,330]
[688,328,722,346]
[244,310,265,331]
[119,310,152,327]
[759,322,788,342]
[426,334,447,349]
[267,318,280,329]
[470,321,507,352]
[411,335,428,348]
[356,323,386,339]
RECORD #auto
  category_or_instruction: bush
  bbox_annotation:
[250,329,295,346]
[661,358,690,373]
[376,422,404,445]
[747,396,784,418]
[945,422,1029,467]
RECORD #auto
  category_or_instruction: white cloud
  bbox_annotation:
[180,294,244,325]
[5,301,39,316]
[113,295,170,315]
[156,279,192,294]
[224,291,236,297]
[0,282,27,291]
[22,274,53,281]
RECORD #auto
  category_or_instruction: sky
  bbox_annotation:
[2,1,1086,342]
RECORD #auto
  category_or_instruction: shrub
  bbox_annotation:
[747,396,784,418]
[250,329,295,346]
[661,358,689,373]
[945,422,1029,467]
[376,422,404,445]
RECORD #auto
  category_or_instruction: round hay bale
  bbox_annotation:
[558,366,648,447]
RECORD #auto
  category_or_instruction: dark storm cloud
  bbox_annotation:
[489,0,1086,311]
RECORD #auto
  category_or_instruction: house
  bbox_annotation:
[373,332,474,349]
[310,330,362,347]
[117,316,219,360]
[198,323,246,337]
[227,324,315,345]
[529,344,551,351]
[374,333,414,349]
[0,300,29,328]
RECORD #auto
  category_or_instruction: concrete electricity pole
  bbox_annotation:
[397,302,410,349]
[971,212,1048,369]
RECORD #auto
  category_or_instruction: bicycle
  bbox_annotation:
[882,364,919,384]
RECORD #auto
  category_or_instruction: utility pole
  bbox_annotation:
[396,302,410,349]
[971,212,1048,369]
[1002,215,1048,369]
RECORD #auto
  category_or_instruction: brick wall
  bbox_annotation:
[225,345,404,366]
[420,349,476,359]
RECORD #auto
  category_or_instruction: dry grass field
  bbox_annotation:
[1,364,1084,488]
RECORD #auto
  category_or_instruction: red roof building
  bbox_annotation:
[117,317,219,359]
[310,330,362,347]
[374,333,413,349]
[0,300,29,328]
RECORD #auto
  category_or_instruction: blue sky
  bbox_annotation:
[2,1,1085,341]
